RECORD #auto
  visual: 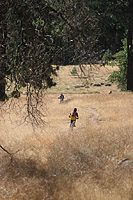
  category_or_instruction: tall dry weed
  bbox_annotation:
[0,92,133,199]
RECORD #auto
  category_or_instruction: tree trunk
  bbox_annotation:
[0,1,6,101]
[127,0,133,91]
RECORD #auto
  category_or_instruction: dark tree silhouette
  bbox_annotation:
[127,0,133,91]
[0,1,7,100]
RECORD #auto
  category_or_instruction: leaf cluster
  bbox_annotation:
[109,39,127,90]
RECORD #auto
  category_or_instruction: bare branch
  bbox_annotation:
[0,144,13,165]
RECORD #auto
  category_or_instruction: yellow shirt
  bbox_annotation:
[70,112,79,120]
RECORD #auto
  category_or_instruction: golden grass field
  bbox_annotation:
[0,65,133,200]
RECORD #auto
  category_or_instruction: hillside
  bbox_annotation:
[0,65,133,200]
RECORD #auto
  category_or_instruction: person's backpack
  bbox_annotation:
[61,95,64,99]
[72,112,76,116]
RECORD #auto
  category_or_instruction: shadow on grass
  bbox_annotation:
[63,98,74,104]
[4,158,47,179]
[1,157,75,199]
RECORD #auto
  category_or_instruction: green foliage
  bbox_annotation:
[108,39,127,90]
[102,49,112,64]
[71,67,78,75]
[89,0,128,56]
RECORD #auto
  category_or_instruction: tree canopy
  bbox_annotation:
[0,0,132,108]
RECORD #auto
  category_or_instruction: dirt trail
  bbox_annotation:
[81,106,100,124]
[44,94,101,135]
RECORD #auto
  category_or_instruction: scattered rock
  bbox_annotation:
[22,92,26,95]
[105,83,112,86]
[94,91,100,94]
[118,158,130,165]
[75,85,84,88]
[93,83,101,87]
[118,158,133,166]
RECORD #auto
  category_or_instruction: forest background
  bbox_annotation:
[0,1,133,200]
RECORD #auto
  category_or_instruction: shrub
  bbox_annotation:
[71,67,78,75]
[102,49,112,64]
[108,39,127,91]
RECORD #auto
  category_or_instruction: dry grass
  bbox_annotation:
[46,64,119,94]
[0,65,133,200]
